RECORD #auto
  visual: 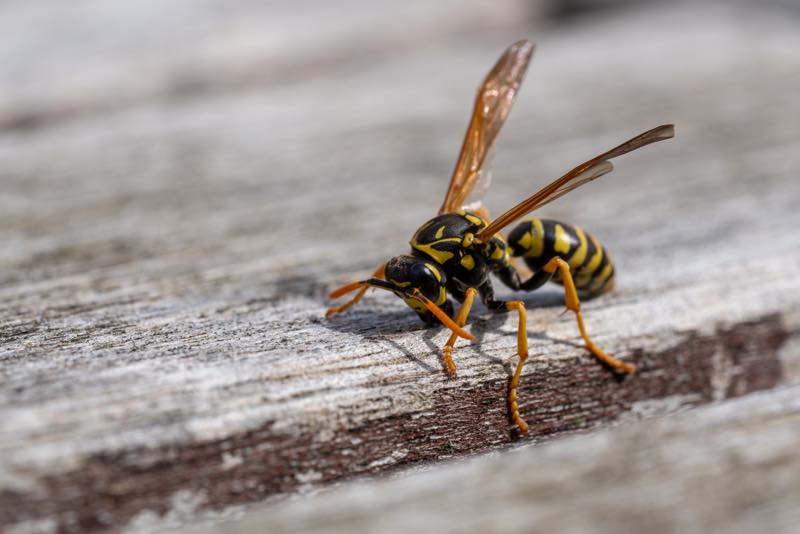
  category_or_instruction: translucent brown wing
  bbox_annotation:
[460,148,494,215]
[476,124,675,241]
[438,40,534,215]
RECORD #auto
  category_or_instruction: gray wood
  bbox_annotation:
[2,1,800,532]
[182,385,800,534]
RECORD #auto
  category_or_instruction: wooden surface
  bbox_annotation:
[2,1,800,533]
[185,385,800,534]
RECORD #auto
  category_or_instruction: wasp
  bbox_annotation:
[327,40,674,433]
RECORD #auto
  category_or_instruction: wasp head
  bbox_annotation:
[382,254,452,324]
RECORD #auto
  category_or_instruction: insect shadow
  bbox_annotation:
[322,286,581,372]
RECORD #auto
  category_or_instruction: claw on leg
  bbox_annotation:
[506,300,529,433]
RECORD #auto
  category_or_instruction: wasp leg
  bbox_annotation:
[505,300,530,433]
[491,250,550,293]
[441,287,477,377]
[326,264,385,318]
[541,257,635,374]
[476,282,530,433]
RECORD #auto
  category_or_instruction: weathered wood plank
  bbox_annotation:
[1,2,800,532]
[181,385,800,534]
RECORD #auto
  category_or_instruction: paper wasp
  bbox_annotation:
[327,40,674,433]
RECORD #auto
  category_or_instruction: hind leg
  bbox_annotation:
[494,256,634,373]
[541,257,635,374]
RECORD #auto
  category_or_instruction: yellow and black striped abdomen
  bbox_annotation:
[507,218,615,295]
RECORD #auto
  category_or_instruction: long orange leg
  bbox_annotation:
[543,257,635,374]
[506,300,530,433]
[441,287,477,377]
[326,264,385,318]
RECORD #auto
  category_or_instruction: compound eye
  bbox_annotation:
[385,256,418,290]
[409,262,429,283]
[410,262,439,297]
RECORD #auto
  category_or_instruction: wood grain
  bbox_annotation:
[2,1,800,532]
[183,385,800,534]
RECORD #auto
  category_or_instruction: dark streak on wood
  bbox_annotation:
[0,313,788,533]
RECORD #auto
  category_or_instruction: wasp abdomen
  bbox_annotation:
[507,218,614,295]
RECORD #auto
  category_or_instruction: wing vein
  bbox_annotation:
[476,124,675,241]
[438,40,534,215]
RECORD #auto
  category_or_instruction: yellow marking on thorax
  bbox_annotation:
[410,237,459,264]
[412,219,436,239]
[523,218,545,257]
[389,278,411,288]
[569,226,589,268]
[462,232,475,247]
[434,225,445,239]
[460,255,475,270]
[553,224,572,255]
[460,211,487,227]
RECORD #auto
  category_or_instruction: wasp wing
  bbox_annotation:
[529,161,613,210]
[460,147,494,218]
[476,124,675,241]
[438,40,534,215]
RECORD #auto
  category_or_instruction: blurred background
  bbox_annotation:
[2,0,799,285]
[2,1,800,532]
[3,0,800,281]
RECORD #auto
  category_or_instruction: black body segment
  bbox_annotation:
[410,211,492,289]
[385,211,614,322]
[507,218,615,295]
[384,254,453,324]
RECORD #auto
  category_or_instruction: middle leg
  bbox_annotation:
[505,300,530,433]
[478,282,530,433]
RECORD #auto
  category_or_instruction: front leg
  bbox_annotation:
[326,263,386,317]
[441,287,477,377]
